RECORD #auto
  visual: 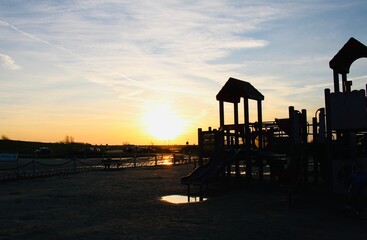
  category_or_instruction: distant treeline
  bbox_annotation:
[0,139,90,157]
[0,140,198,158]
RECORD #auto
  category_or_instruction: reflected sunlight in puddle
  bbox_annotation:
[161,195,207,204]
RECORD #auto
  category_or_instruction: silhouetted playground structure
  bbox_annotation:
[182,37,367,199]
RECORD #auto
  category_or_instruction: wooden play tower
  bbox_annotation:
[216,77,264,179]
[325,37,367,193]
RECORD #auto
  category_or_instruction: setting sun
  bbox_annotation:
[141,103,187,141]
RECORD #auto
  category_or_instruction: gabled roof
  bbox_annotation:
[329,37,367,74]
[216,77,264,103]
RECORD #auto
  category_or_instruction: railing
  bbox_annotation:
[0,153,198,181]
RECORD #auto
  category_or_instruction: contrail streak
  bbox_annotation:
[0,19,81,58]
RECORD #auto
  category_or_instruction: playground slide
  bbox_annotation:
[181,148,241,186]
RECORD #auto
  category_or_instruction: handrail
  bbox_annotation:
[35,160,73,167]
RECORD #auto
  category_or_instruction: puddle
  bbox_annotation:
[161,195,207,204]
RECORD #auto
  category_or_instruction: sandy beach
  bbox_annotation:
[0,163,365,240]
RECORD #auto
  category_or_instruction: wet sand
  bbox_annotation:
[0,164,365,240]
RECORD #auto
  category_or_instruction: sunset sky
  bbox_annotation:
[0,0,366,145]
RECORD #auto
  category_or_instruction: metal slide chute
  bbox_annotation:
[181,148,241,186]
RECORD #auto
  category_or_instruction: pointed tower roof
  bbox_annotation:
[329,37,367,74]
[216,77,264,103]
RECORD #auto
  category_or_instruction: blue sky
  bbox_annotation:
[0,0,366,145]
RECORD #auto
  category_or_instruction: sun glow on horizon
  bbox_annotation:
[141,103,187,141]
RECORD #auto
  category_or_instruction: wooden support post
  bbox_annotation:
[226,130,230,147]
[333,70,340,93]
[342,73,347,92]
[312,117,319,183]
[301,109,308,187]
[324,88,333,192]
[289,106,295,143]
[319,108,326,143]
[234,102,240,177]
[312,117,317,142]
[244,98,252,181]
[234,102,239,147]
[258,100,263,182]
[219,101,224,128]
[198,128,203,166]
[288,106,297,192]
[301,109,307,144]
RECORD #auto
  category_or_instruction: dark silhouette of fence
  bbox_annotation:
[0,153,197,181]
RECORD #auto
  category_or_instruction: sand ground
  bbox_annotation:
[0,164,366,240]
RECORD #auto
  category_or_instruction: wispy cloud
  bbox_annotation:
[13,0,279,113]
[0,53,20,70]
[349,75,367,81]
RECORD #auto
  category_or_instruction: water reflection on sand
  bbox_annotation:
[161,195,207,204]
